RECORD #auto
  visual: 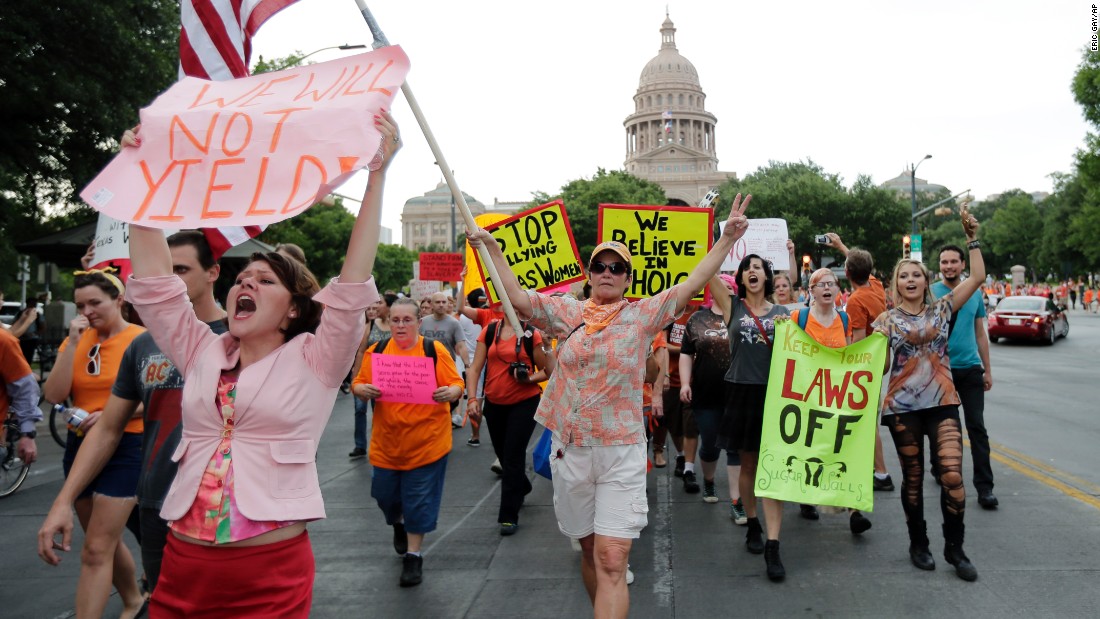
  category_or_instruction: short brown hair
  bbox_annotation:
[275,243,307,265]
[845,249,874,285]
[246,252,321,341]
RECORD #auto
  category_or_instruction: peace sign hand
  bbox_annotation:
[720,193,752,243]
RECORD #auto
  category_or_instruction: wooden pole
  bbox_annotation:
[353,0,527,336]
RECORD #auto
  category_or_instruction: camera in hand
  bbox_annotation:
[510,361,530,382]
[815,234,830,245]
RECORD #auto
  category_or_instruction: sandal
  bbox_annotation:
[653,448,667,468]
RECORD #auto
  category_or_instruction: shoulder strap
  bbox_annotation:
[422,337,438,367]
[839,310,849,334]
[484,320,500,349]
[371,336,391,355]
[743,304,772,348]
[796,309,808,331]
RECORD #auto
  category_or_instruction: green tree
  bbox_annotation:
[374,243,418,293]
[253,52,307,74]
[713,161,908,277]
[0,1,179,291]
[982,193,1041,270]
[259,201,356,281]
[1059,48,1100,272]
[532,169,667,259]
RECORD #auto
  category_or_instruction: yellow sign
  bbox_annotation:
[474,201,584,305]
[597,204,713,301]
[464,212,510,294]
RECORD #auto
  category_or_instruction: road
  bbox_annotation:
[2,309,1099,618]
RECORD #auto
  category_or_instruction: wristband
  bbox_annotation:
[967,240,981,250]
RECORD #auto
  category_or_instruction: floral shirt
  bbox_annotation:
[170,373,295,543]
[526,288,680,447]
[872,293,961,416]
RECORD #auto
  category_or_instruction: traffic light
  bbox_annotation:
[902,235,911,259]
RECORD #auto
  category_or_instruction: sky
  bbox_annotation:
[253,0,1092,244]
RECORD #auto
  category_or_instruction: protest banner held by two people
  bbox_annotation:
[755,322,888,512]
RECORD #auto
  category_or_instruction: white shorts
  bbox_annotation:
[548,437,649,540]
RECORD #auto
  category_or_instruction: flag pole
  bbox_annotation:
[353,0,527,337]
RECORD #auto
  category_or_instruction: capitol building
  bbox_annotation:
[400,14,733,249]
[624,14,736,205]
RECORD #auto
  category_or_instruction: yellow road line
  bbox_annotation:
[988,440,1100,495]
[986,450,1100,513]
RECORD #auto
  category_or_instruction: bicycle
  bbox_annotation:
[46,398,67,448]
[1,411,32,498]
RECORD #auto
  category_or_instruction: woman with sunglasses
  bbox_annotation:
[788,268,873,535]
[121,112,397,616]
[42,269,147,619]
[467,194,752,619]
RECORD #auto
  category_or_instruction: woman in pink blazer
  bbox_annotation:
[124,112,401,618]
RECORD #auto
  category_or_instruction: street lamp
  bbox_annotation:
[910,154,932,235]
[298,43,367,63]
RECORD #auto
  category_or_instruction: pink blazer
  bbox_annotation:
[126,275,377,522]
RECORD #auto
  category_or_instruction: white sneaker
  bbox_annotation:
[625,565,635,585]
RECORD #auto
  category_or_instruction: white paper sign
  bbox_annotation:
[411,279,439,301]
[720,218,790,272]
[91,214,179,268]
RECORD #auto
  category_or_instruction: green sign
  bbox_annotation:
[911,233,923,262]
[755,322,888,512]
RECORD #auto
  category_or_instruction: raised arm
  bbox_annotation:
[674,194,752,314]
[340,111,400,283]
[708,275,733,324]
[951,203,986,313]
[465,228,533,319]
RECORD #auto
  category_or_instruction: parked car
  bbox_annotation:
[987,295,1069,345]
[0,302,22,326]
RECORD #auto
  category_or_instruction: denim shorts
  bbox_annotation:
[371,455,448,534]
[62,431,142,499]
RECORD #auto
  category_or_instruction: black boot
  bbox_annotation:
[943,522,978,581]
[745,517,765,554]
[907,520,935,571]
[764,540,785,582]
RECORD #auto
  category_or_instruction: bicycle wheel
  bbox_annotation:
[0,427,31,498]
[48,401,66,448]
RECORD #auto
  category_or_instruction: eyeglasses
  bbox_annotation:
[390,317,418,325]
[812,282,838,290]
[589,261,628,276]
[86,343,101,376]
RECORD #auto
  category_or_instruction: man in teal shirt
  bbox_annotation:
[932,245,998,509]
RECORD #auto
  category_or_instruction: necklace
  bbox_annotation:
[897,304,926,317]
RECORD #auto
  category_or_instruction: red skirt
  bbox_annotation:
[150,532,314,618]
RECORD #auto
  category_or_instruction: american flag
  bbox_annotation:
[179,0,299,257]
[180,0,299,80]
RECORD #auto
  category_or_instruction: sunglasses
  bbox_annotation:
[86,343,101,377]
[589,261,628,276]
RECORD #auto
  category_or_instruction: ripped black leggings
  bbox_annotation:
[886,406,966,528]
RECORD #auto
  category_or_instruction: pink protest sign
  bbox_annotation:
[80,47,410,229]
[371,353,437,405]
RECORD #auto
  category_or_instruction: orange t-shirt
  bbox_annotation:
[58,324,146,433]
[355,336,464,470]
[478,323,544,406]
[0,328,34,417]
[791,309,851,348]
[844,276,887,336]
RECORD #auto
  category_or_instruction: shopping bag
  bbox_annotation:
[532,427,553,480]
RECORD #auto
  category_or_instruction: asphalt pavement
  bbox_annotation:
[3,309,1100,618]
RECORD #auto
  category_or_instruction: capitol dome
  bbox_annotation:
[639,17,700,88]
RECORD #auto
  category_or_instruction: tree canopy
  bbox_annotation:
[1,1,179,294]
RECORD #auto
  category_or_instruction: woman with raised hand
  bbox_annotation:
[871,203,985,582]
[710,253,790,582]
[467,194,752,619]
[122,112,398,616]
[41,269,147,619]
